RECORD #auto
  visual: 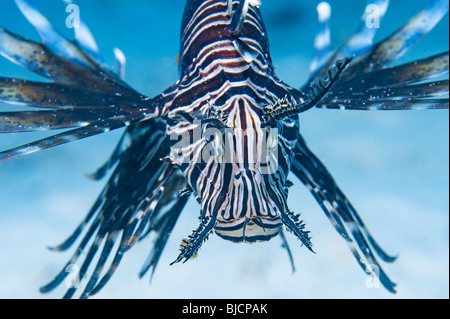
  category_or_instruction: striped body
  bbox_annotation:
[165,0,303,242]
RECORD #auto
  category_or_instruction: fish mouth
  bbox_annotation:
[214,216,282,243]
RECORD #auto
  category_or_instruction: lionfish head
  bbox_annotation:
[169,97,312,249]
[212,164,286,243]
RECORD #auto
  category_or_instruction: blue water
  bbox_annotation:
[0,0,448,298]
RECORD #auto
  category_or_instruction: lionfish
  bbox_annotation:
[0,0,448,298]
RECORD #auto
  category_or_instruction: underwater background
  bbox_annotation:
[0,0,448,299]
